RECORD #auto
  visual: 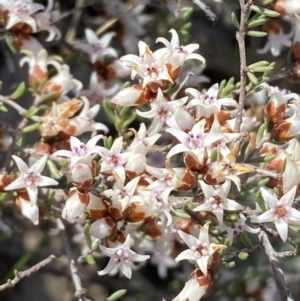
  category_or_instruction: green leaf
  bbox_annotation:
[11,82,26,99]
[246,30,268,38]
[247,72,259,85]
[106,289,127,301]
[231,12,240,30]
[123,111,136,128]
[102,100,116,123]
[250,5,281,18]
[22,107,40,117]
[256,122,266,143]
[22,122,39,133]
[47,159,62,180]
[5,35,17,54]
[249,154,276,163]
[248,17,268,28]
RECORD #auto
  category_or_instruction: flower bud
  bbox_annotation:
[72,163,93,191]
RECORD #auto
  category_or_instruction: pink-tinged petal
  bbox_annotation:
[198,224,209,243]
[120,261,132,279]
[114,166,126,184]
[196,256,209,276]
[175,249,196,263]
[178,230,198,249]
[5,177,26,191]
[21,201,39,225]
[87,134,104,149]
[288,208,300,222]
[155,37,172,49]
[251,210,274,223]
[127,250,150,262]
[95,146,109,158]
[260,187,279,208]
[207,84,219,98]
[167,144,191,160]
[223,199,244,211]
[193,202,211,212]
[136,107,156,119]
[166,128,188,144]
[89,218,112,239]
[185,88,202,100]
[213,209,224,224]
[184,43,199,53]
[169,29,180,46]
[99,245,117,256]
[31,155,48,174]
[144,165,164,178]
[274,219,288,242]
[148,119,164,136]
[70,136,81,149]
[218,180,231,197]
[51,150,73,158]
[280,186,297,207]
[199,180,214,199]
[36,176,58,187]
[161,186,174,206]
[85,28,98,43]
[98,257,116,276]
[27,186,38,205]
[100,32,115,47]
[185,53,206,64]
[12,155,28,174]
[111,137,123,153]
[218,98,237,107]
[125,176,141,196]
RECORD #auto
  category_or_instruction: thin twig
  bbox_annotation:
[60,221,93,301]
[234,0,252,133]
[0,255,57,291]
[172,71,194,100]
[258,229,295,301]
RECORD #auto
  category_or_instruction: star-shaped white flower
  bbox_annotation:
[98,234,150,279]
[5,155,58,205]
[251,186,300,242]
[72,29,118,63]
[51,134,103,167]
[176,223,224,276]
[194,180,244,225]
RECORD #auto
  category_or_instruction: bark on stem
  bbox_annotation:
[234,0,250,133]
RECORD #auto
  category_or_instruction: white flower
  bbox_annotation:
[251,186,300,242]
[137,88,188,135]
[98,234,150,279]
[52,134,103,167]
[1,0,44,31]
[176,223,224,276]
[257,18,293,57]
[156,28,206,67]
[194,180,244,224]
[69,96,109,135]
[97,137,132,183]
[72,29,118,63]
[186,83,237,118]
[5,155,58,205]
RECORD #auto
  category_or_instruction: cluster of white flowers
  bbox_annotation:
[3,1,300,301]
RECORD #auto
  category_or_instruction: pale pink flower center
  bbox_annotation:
[209,193,223,210]
[202,93,216,106]
[107,152,122,167]
[271,202,289,220]
[185,131,204,149]
[144,64,160,79]
[23,168,41,186]
[191,241,209,258]
[114,249,129,265]
[15,1,30,18]
[173,45,187,54]
[155,106,172,121]
[90,42,103,54]
[73,143,88,156]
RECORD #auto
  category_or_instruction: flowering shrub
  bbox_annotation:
[1,0,300,301]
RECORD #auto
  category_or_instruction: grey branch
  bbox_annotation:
[0,254,56,291]
[258,230,295,301]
